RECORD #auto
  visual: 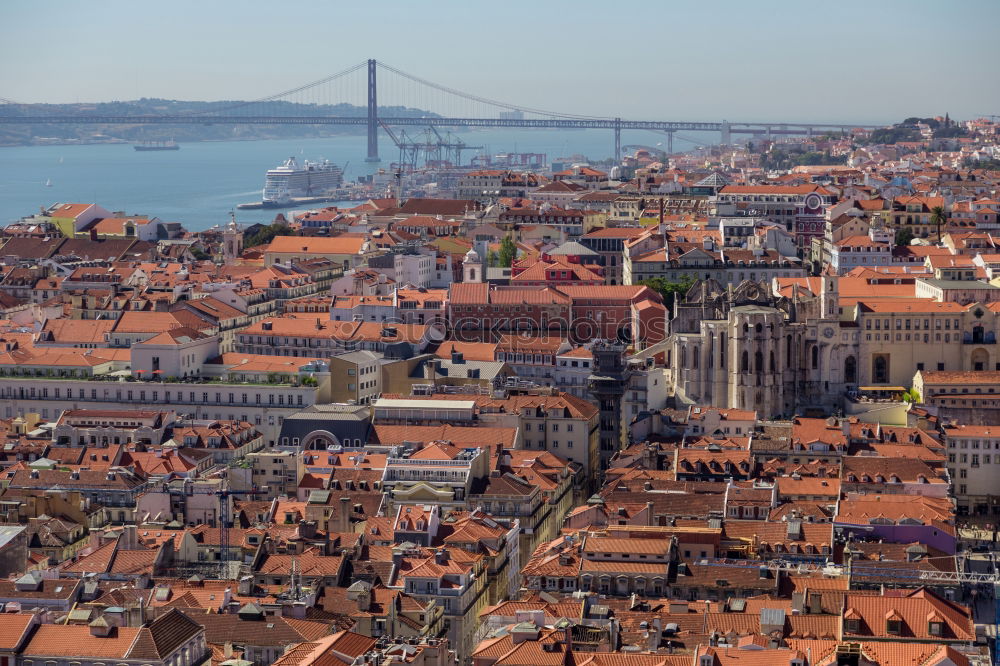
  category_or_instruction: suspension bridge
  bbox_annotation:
[0,59,876,161]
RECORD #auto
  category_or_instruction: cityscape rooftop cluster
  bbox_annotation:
[0,117,997,666]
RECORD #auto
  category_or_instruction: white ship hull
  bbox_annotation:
[262,157,344,204]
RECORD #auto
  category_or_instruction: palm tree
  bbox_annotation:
[930,205,946,244]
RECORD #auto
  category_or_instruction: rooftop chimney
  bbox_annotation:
[337,497,351,534]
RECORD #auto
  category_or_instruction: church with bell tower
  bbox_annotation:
[667,277,851,419]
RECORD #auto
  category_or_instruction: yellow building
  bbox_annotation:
[857,299,1000,387]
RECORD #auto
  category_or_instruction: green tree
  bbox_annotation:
[486,250,500,267]
[894,227,915,247]
[244,223,297,249]
[190,246,210,261]
[963,157,1000,170]
[638,275,696,311]
[498,236,517,268]
[930,206,946,243]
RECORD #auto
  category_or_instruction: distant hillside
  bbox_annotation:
[0,98,438,146]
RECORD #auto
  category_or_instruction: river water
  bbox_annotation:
[0,128,717,231]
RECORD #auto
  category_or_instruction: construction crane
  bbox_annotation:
[185,483,267,580]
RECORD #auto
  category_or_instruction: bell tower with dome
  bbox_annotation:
[222,213,244,264]
[463,247,483,283]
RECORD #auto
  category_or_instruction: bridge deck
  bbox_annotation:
[0,114,872,134]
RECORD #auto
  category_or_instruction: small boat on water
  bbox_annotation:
[45,178,52,187]
[134,140,180,151]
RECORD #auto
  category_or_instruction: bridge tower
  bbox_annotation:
[613,117,622,161]
[720,120,731,146]
[366,59,379,162]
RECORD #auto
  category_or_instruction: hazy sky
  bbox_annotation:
[2,0,998,124]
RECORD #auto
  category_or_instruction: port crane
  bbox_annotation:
[379,120,481,170]
[423,125,482,167]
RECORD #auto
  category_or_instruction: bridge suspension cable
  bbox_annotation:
[376,60,609,121]
[185,60,369,115]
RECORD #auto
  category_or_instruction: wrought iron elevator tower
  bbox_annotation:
[587,340,632,474]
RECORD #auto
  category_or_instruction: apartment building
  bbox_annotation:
[715,185,834,250]
[394,545,484,661]
[455,170,541,201]
[236,318,440,358]
[552,347,593,399]
[579,227,649,285]
[328,350,383,404]
[941,423,1000,516]
[914,370,1000,425]
[381,444,490,513]
[233,450,302,500]
[263,234,378,270]
[449,283,665,346]
[475,391,601,485]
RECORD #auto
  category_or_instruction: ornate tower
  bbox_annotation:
[820,273,839,320]
[222,213,244,264]
[462,247,483,283]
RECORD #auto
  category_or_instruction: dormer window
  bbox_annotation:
[928,621,943,636]
[845,618,860,633]
[887,619,901,634]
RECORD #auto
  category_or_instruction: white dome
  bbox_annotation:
[464,248,481,264]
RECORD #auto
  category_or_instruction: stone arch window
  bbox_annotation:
[811,345,819,370]
[844,356,857,384]
[741,350,749,373]
[786,335,793,365]
[680,346,687,368]
[873,356,889,384]
[755,323,763,334]
[755,351,764,374]
[769,350,776,373]
[692,346,699,369]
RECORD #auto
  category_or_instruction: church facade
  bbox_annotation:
[667,278,857,419]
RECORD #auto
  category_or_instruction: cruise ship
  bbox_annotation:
[261,157,344,206]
